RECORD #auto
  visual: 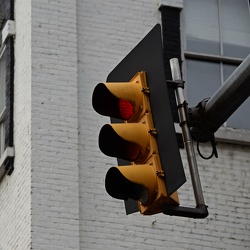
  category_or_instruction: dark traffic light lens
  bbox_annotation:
[119,99,134,120]
[105,167,148,202]
[99,124,141,161]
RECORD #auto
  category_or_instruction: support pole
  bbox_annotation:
[164,58,208,218]
[170,58,205,206]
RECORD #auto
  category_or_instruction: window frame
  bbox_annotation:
[180,0,250,145]
[0,107,6,156]
[0,18,15,181]
[0,45,6,156]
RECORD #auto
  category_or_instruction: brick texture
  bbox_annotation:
[30,0,79,249]
[161,6,182,123]
[0,0,249,250]
[0,0,32,249]
[78,0,250,249]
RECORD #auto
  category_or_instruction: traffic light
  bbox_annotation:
[93,71,180,215]
[92,24,186,215]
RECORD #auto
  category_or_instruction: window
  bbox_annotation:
[183,0,250,130]
[0,49,6,156]
[0,0,15,180]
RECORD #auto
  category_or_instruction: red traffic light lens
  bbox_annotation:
[119,99,134,120]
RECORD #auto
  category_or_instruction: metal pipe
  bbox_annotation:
[204,54,250,132]
[170,58,205,206]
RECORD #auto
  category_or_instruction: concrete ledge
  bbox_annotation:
[158,0,183,9]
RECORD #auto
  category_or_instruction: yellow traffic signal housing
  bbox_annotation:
[93,71,180,215]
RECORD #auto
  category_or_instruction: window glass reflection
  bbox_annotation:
[223,63,250,129]
[185,0,220,54]
[221,0,250,58]
[186,60,221,107]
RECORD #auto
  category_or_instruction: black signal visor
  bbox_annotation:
[92,83,121,118]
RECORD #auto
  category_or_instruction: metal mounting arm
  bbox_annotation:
[189,53,250,142]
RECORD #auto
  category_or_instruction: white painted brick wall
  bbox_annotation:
[78,0,250,249]
[0,0,32,249]
[30,0,79,249]
[0,0,249,249]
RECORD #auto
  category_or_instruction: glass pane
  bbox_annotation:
[227,99,250,130]
[0,54,6,112]
[223,63,238,82]
[223,63,250,129]
[0,123,4,155]
[185,0,220,54]
[221,0,250,58]
[186,60,221,107]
